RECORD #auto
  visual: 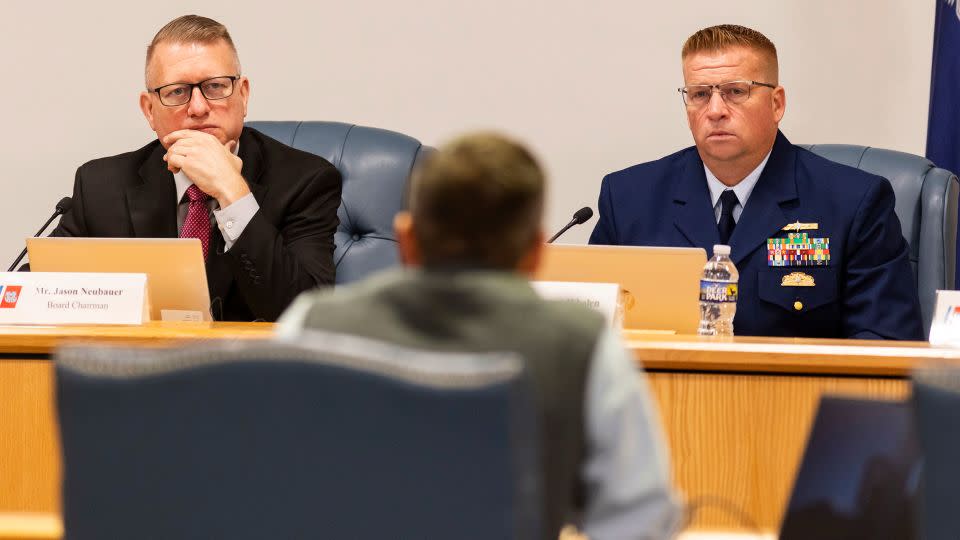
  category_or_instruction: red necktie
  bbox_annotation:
[181,184,212,260]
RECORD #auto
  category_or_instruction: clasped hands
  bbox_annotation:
[162,130,249,207]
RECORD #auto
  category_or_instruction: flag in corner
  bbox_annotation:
[927,0,960,286]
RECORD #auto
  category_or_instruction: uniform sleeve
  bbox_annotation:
[841,178,924,340]
[589,174,618,245]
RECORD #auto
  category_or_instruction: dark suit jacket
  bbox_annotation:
[52,127,342,322]
[589,131,923,340]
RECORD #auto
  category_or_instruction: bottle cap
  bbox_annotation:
[713,244,731,256]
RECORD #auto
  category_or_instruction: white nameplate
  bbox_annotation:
[0,272,148,325]
[929,289,960,345]
[532,281,623,328]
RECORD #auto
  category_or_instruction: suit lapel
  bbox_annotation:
[206,128,267,310]
[728,131,798,265]
[672,149,721,250]
[129,143,177,238]
[238,128,267,202]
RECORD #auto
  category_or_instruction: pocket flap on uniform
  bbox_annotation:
[758,268,838,313]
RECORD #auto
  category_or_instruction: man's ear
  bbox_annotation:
[394,211,422,267]
[139,92,157,132]
[772,85,786,123]
[238,76,250,118]
[516,230,545,276]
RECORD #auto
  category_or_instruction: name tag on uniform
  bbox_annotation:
[781,271,815,287]
[768,232,831,267]
[0,272,149,325]
[782,221,819,232]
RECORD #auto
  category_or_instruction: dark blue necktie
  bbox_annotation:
[718,190,739,245]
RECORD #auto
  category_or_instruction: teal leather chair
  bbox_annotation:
[56,336,542,539]
[246,121,432,285]
[802,144,959,334]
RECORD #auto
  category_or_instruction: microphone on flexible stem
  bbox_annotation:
[7,197,73,272]
[547,207,594,243]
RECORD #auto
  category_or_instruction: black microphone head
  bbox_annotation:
[55,197,73,214]
[572,207,594,224]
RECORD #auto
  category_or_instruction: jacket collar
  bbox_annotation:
[671,147,720,250]
[129,142,177,238]
[237,127,266,201]
[399,268,542,303]
[727,130,798,264]
[671,130,798,263]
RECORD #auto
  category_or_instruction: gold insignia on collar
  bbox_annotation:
[781,271,815,287]
[782,221,819,233]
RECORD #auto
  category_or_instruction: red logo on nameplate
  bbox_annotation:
[0,285,22,308]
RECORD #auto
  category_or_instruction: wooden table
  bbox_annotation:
[2,325,958,534]
[629,332,960,530]
[0,513,61,540]
[0,322,274,516]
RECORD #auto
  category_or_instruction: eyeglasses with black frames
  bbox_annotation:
[149,75,240,107]
[677,80,776,107]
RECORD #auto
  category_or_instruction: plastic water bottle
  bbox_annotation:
[697,244,739,336]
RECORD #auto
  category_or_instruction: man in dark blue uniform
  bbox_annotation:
[589,24,922,339]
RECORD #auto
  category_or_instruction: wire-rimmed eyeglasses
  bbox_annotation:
[677,80,775,107]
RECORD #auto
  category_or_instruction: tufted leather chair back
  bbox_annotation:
[247,121,432,284]
[802,144,959,333]
[56,337,542,539]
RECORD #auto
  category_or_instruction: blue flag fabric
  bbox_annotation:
[927,0,960,286]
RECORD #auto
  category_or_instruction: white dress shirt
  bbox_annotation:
[704,150,772,224]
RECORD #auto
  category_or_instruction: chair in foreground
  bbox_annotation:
[55,334,541,540]
[911,366,960,540]
[246,121,433,285]
[801,144,959,334]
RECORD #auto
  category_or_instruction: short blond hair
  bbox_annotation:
[145,15,239,85]
[409,132,545,270]
[682,24,778,81]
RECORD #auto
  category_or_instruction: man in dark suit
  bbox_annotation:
[589,24,922,339]
[52,15,341,322]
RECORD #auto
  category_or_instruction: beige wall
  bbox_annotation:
[0,1,934,261]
